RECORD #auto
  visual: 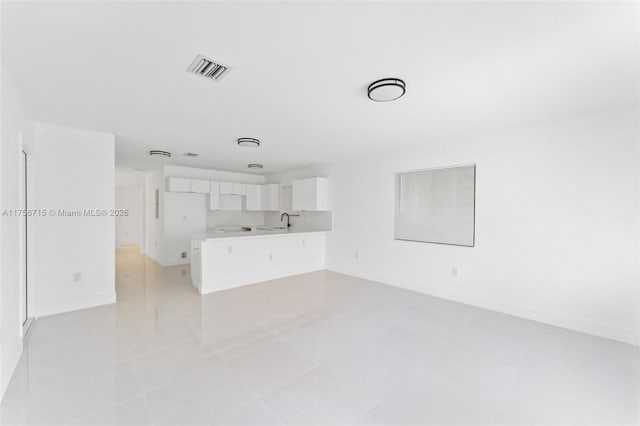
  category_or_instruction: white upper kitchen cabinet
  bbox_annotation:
[233,183,247,196]
[209,181,220,210]
[245,184,261,211]
[166,177,191,192]
[261,184,280,211]
[219,182,234,195]
[292,177,328,211]
[190,179,211,194]
[219,182,246,195]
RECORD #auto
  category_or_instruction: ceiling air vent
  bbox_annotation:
[187,54,231,82]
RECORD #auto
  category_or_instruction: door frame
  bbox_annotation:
[19,147,35,338]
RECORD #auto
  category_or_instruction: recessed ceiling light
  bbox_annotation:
[248,163,263,169]
[182,152,199,157]
[237,138,260,147]
[367,78,406,102]
[149,150,171,158]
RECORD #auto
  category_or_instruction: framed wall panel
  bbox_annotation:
[394,164,476,247]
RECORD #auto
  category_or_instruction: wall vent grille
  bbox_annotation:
[187,54,231,82]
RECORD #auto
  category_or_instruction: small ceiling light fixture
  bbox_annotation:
[237,137,261,147]
[367,78,406,102]
[182,152,199,157]
[149,150,172,158]
[248,163,263,169]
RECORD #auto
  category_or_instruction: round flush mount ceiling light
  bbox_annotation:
[149,150,171,158]
[367,78,406,102]
[248,163,263,169]
[237,137,260,147]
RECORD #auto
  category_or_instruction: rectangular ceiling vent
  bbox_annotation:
[187,54,231,82]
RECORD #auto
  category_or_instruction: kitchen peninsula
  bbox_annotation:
[191,228,329,294]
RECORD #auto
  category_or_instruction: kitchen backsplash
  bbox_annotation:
[264,211,332,231]
[206,211,265,228]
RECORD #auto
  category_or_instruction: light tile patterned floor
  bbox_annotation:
[1,246,638,425]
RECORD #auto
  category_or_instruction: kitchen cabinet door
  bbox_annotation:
[261,184,280,211]
[209,181,220,210]
[233,183,246,196]
[219,182,234,195]
[245,184,261,211]
[190,179,211,194]
[166,177,191,192]
[292,177,328,211]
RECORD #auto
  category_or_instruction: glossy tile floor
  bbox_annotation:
[1,245,638,425]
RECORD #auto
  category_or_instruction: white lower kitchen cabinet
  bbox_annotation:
[191,231,327,294]
[190,239,202,287]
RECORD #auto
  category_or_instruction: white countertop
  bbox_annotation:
[192,228,331,241]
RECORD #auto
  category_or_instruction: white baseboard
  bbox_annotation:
[37,292,116,317]
[327,265,639,347]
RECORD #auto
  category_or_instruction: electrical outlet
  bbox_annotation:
[227,245,233,253]
[73,272,82,282]
[301,239,306,246]
[269,253,274,261]
[181,252,187,259]
[452,267,458,277]
[355,252,359,260]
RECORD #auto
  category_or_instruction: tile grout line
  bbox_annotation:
[68,345,149,425]
[125,344,156,426]
[350,311,477,425]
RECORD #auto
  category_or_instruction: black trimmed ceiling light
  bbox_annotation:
[149,150,171,158]
[367,78,406,102]
[237,137,260,147]
[248,163,263,169]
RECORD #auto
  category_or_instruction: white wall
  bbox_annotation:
[268,108,640,346]
[30,123,116,316]
[0,67,29,399]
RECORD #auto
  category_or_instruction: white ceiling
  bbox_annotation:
[2,1,638,174]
